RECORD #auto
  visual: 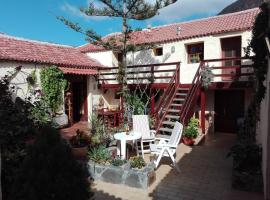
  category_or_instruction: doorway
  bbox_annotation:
[214,90,245,133]
[221,36,241,81]
[65,75,88,125]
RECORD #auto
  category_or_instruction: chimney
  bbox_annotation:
[176,27,181,36]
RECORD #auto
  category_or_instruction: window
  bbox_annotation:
[153,47,163,56]
[187,43,204,64]
[117,52,123,64]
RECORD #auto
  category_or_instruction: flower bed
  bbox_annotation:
[88,160,156,189]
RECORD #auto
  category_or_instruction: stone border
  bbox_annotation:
[88,161,156,189]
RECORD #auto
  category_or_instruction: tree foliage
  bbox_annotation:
[58,0,178,122]
[0,68,37,200]
[11,127,92,200]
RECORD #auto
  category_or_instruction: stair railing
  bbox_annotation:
[180,61,205,125]
[154,63,180,132]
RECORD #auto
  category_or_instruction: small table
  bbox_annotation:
[114,131,142,160]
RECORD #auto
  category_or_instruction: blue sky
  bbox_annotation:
[0,0,235,47]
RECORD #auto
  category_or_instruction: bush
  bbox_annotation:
[11,127,92,200]
[0,69,38,199]
[88,146,111,164]
[110,158,127,167]
[130,156,146,169]
[183,117,199,138]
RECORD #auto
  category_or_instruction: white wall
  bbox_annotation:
[91,30,252,85]
[257,57,270,200]
[0,62,44,101]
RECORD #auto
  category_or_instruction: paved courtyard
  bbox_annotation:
[92,133,264,200]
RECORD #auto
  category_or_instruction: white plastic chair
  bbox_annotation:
[150,121,183,169]
[132,115,156,158]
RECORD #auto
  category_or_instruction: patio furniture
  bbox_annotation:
[132,115,156,158]
[114,131,142,160]
[150,121,183,169]
[98,108,121,127]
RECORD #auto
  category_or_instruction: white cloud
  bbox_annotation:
[60,1,109,21]
[150,0,236,23]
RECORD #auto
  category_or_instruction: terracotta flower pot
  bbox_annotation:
[182,137,195,146]
[71,146,88,158]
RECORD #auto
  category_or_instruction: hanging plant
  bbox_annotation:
[40,66,67,116]
[201,65,213,89]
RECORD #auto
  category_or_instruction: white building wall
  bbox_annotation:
[89,31,252,85]
[85,30,253,120]
[257,57,270,200]
[0,62,44,100]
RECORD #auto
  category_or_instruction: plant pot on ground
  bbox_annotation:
[182,117,199,146]
[70,129,91,159]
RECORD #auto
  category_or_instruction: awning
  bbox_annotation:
[59,67,98,75]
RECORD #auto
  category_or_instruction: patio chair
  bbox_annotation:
[150,121,183,170]
[132,115,156,158]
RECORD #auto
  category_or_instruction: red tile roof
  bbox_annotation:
[79,8,259,53]
[59,66,98,75]
[0,34,103,68]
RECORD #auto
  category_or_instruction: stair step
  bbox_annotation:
[168,109,179,113]
[165,115,180,119]
[159,127,173,132]
[171,103,182,107]
[175,93,187,96]
[173,98,185,101]
[178,88,189,91]
[162,121,176,125]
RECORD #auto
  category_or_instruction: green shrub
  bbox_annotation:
[88,146,111,164]
[11,127,92,200]
[110,158,127,167]
[183,117,200,138]
[130,156,146,169]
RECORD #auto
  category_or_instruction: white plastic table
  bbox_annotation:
[114,131,142,160]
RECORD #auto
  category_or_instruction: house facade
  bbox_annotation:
[0,8,259,133]
[80,8,258,134]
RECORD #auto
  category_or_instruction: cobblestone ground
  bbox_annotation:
[92,133,264,200]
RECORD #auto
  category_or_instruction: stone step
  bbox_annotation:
[162,121,176,125]
[165,115,180,119]
[159,127,173,132]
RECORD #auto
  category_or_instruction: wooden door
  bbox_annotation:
[214,90,244,133]
[221,37,241,81]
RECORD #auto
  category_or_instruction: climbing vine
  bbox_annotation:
[246,2,270,106]
[40,66,67,116]
[242,2,270,142]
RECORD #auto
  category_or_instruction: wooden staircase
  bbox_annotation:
[155,61,203,136]
[159,87,188,134]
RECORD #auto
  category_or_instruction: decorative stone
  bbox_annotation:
[52,113,68,128]
[101,168,124,184]
[88,161,156,189]
[125,173,141,188]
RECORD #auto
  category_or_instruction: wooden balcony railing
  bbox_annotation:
[98,62,180,85]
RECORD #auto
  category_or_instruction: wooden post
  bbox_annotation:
[151,88,155,116]
[200,88,206,134]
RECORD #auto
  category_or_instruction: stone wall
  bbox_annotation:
[88,161,156,189]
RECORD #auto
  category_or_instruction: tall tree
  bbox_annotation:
[58,0,178,121]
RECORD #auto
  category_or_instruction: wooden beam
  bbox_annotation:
[200,88,206,134]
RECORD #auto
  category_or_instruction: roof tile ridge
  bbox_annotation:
[0,33,74,48]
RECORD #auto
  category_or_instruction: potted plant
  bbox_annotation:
[70,129,91,158]
[182,117,199,146]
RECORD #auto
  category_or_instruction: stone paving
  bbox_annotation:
[91,133,264,200]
